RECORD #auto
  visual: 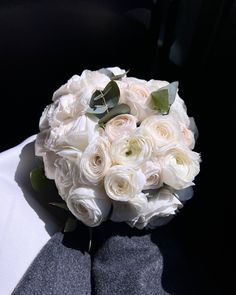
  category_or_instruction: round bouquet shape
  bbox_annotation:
[35,67,200,229]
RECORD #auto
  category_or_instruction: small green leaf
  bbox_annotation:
[98,103,131,125]
[98,68,115,79]
[161,81,179,105]
[90,90,102,107]
[30,167,51,192]
[86,105,108,115]
[151,89,169,114]
[49,202,69,211]
[64,216,77,233]
[111,70,130,80]
[151,81,179,115]
[93,87,111,102]
[103,80,120,108]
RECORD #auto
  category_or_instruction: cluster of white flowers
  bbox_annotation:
[35,67,200,229]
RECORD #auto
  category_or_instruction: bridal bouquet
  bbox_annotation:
[34,67,200,230]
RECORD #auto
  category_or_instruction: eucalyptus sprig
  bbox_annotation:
[151,81,179,115]
[87,72,131,126]
[87,80,120,116]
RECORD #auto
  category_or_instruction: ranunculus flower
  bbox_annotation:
[129,188,182,229]
[105,114,137,142]
[159,144,200,190]
[67,186,111,227]
[79,137,112,185]
[104,165,146,201]
[141,159,162,189]
[140,115,182,149]
[111,132,153,168]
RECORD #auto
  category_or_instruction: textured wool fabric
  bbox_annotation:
[91,222,170,295]
[12,224,91,295]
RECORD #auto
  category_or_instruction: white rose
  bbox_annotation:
[140,115,182,149]
[104,165,146,201]
[67,186,111,227]
[129,188,182,229]
[42,151,58,179]
[53,148,82,198]
[105,114,137,142]
[52,71,110,102]
[40,93,90,129]
[141,159,162,189]
[36,114,99,154]
[119,77,156,121]
[169,94,190,126]
[79,137,112,185]
[146,79,169,92]
[54,157,75,200]
[111,132,153,168]
[107,67,126,76]
[111,193,148,223]
[159,144,200,190]
[179,123,195,149]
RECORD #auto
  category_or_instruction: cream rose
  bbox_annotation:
[111,193,148,223]
[111,132,153,168]
[104,165,146,201]
[179,123,195,149]
[141,159,162,189]
[54,157,75,199]
[159,144,200,189]
[52,71,110,102]
[79,137,112,185]
[129,188,182,229]
[105,114,137,142]
[169,94,190,127]
[140,115,182,149]
[41,151,58,179]
[107,66,126,76]
[67,186,111,227]
[39,94,80,130]
[119,77,156,121]
[35,114,99,155]
[147,79,169,92]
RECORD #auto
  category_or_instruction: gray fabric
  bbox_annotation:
[12,229,91,295]
[92,233,168,295]
[12,221,195,294]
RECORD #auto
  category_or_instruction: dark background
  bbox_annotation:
[0,0,232,294]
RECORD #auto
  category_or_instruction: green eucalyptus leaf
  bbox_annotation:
[49,202,69,211]
[90,90,102,107]
[151,89,169,114]
[111,70,130,80]
[64,216,77,233]
[98,103,131,125]
[98,68,115,79]
[161,81,179,105]
[103,80,120,108]
[86,105,108,115]
[93,85,112,102]
[30,167,51,192]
